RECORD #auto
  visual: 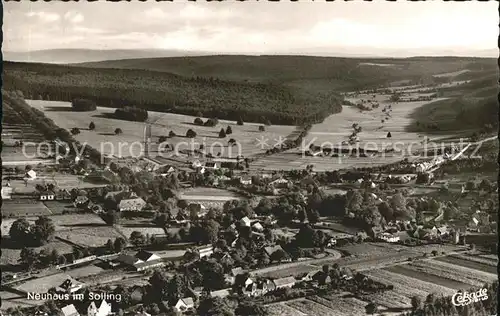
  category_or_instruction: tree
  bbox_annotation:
[19,247,38,271]
[198,297,235,316]
[104,210,120,225]
[159,136,168,143]
[115,128,123,135]
[219,128,226,138]
[466,180,477,191]
[365,302,378,315]
[194,117,204,125]
[259,125,265,132]
[479,179,493,192]
[169,130,176,137]
[114,237,127,253]
[237,118,244,126]
[270,248,289,263]
[9,218,31,244]
[411,296,422,311]
[186,129,197,138]
[204,118,219,127]
[130,231,147,247]
[73,247,83,260]
[58,255,67,265]
[88,121,95,130]
[225,126,233,135]
[48,249,59,265]
[70,127,80,135]
[166,274,188,304]
[105,239,115,253]
[148,270,170,301]
[32,216,56,245]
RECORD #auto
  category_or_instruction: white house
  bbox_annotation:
[61,304,80,316]
[174,297,195,312]
[378,232,400,243]
[56,278,84,294]
[87,299,112,316]
[40,190,55,201]
[239,175,253,185]
[272,277,296,289]
[252,222,264,232]
[2,187,13,200]
[240,216,251,227]
[204,162,220,170]
[25,169,37,180]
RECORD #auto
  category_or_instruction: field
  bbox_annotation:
[55,226,124,248]
[116,225,166,239]
[25,100,296,158]
[178,187,242,201]
[1,241,74,266]
[1,201,53,218]
[249,94,454,172]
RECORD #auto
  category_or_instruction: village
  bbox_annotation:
[1,105,498,316]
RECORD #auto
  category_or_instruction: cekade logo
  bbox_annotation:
[452,288,488,307]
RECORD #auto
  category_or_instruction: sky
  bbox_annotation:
[3,1,498,56]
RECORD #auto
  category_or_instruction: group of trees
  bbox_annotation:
[114,106,148,122]
[194,117,219,127]
[71,98,97,111]
[9,217,56,247]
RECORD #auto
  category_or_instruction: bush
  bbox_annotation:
[237,118,244,126]
[225,126,233,135]
[89,122,95,130]
[71,127,80,135]
[186,129,197,138]
[115,128,123,135]
[159,136,168,143]
[169,130,176,137]
[194,117,204,125]
[114,106,148,122]
[204,118,219,127]
[71,99,97,111]
[259,125,265,132]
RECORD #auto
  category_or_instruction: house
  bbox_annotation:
[272,277,296,289]
[264,245,284,257]
[1,187,12,200]
[87,299,112,316]
[297,270,320,282]
[240,216,251,227]
[226,267,245,284]
[156,165,176,177]
[55,189,72,201]
[378,232,400,243]
[118,197,147,211]
[252,222,264,232]
[204,162,220,170]
[192,160,203,169]
[25,169,37,180]
[188,203,208,218]
[115,251,165,271]
[174,297,195,312]
[55,278,84,294]
[136,250,161,262]
[269,178,291,188]
[197,245,214,258]
[312,271,331,285]
[239,175,252,185]
[61,304,80,316]
[73,195,89,207]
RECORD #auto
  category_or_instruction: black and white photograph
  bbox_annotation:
[1,1,498,316]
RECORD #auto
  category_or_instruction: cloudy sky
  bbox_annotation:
[3,1,498,56]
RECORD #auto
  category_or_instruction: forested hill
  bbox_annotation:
[3,61,343,125]
[76,55,495,86]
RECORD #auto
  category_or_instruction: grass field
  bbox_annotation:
[1,201,52,218]
[178,187,243,201]
[1,242,73,266]
[55,226,124,248]
[116,225,166,239]
[25,100,296,158]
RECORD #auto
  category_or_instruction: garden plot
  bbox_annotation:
[408,260,495,287]
[430,258,498,280]
[365,269,456,299]
[445,253,498,267]
[267,303,306,316]
[26,100,295,158]
[435,256,498,275]
[309,294,367,316]
[287,298,338,316]
[385,265,473,290]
